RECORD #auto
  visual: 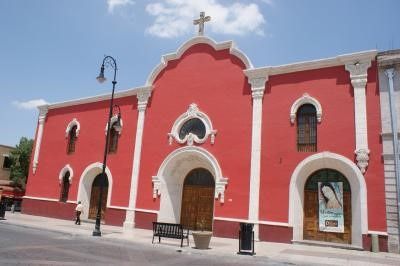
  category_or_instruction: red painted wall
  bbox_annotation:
[25,96,138,208]
[136,44,252,219]
[259,62,386,231]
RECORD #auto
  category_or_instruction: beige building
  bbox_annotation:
[0,144,13,181]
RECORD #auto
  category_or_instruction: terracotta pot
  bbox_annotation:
[192,231,212,249]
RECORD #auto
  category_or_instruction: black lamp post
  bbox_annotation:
[93,55,121,237]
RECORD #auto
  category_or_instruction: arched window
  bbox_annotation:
[179,118,206,140]
[297,104,317,152]
[67,125,77,154]
[108,122,119,153]
[60,171,70,202]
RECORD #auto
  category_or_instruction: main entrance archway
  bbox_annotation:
[88,174,109,220]
[303,169,351,244]
[181,168,215,230]
[152,146,228,226]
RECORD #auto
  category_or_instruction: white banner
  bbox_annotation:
[318,182,344,233]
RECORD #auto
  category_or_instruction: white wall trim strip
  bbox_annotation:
[23,196,58,202]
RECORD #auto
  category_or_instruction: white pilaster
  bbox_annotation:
[345,61,372,174]
[32,105,48,174]
[246,74,267,240]
[123,86,152,230]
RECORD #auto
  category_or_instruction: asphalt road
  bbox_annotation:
[0,223,293,266]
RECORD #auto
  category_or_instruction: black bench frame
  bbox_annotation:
[152,222,189,247]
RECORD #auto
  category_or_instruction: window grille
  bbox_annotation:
[67,125,77,154]
[297,104,317,152]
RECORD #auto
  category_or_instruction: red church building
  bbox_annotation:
[23,35,387,251]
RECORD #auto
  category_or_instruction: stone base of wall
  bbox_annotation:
[22,198,126,226]
[259,224,293,243]
[134,211,157,230]
[362,234,388,252]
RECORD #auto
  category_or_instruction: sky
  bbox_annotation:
[0,0,399,147]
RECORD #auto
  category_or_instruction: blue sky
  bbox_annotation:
[0,0,399,147]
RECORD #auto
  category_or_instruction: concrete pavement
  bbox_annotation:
[1,212,400,265]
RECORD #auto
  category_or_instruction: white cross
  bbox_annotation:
[193,12,211,36]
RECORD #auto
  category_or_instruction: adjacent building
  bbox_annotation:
[378,50,400,253]
[23,35,389,251]
[0,144,24,207]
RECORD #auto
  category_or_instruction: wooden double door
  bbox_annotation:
[88,174,109,220]
[303,169,352,244]
[180,168,215,231]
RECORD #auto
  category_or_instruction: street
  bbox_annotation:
[0,223,291,266]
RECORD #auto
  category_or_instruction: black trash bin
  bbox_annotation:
[0,201,6,220]
[238,222,255,255]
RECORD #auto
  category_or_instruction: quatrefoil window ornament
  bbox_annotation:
[168,104,217,146]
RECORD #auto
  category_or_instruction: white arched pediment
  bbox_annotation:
[58,164,73,184]
[65,118,80,138]
[168,103,217,146]
[146,36,253,86]
[288,152,367,248]
[152,146,228,202]
[105,115,123,135]
[153,146,228,224]
[290,93,322,123]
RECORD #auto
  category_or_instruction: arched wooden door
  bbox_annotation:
[303,169,351,244]
[180,168,215,231]
[88,174,109,220]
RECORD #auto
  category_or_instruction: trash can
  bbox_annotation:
[0,201,6,220]
[238,222,255,255]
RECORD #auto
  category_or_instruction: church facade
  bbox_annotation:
[23,36,388,251]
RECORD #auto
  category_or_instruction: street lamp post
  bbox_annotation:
[93,55,120,237]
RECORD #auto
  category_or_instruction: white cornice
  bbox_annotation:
[245,50,377,77]
[38,86,151,111]
[146,36,253,86]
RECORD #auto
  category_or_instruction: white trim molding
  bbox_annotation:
[23,196,59,202]
[243,69,267,241]
[32,105,49,174]
[65,118,80,138]
[146,36,253,86]
[345,60,373,174]
[243,50,377,78]
[290,93,323,124]
[123,86,152,230]
[105,115,123,135]
[168,103,217,146]
[58,164,73,184]
[76,162,114,220]
[288,152,368,248]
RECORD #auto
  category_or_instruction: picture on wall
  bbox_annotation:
[318,182,344,233]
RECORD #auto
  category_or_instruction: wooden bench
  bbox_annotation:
[152,222,189,247]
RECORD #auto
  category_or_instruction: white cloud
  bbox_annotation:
[12,99,48,110]
[107,0,135,13]
[145,0,266,38]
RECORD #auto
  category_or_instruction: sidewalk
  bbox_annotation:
[2,212,400,265]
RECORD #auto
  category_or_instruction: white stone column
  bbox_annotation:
[345,61,372,174]
[32,105,48,174]
[123,87,152,230]
[247,76,267,240]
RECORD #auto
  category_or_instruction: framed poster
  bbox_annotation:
[318,182,344,233]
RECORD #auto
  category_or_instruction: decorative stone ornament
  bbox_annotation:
[168,103,217,146]
[355,148,370,174]
[58,164,73,184]
[290,93,323,124]
[105,115,123,135]
[65,118,80,138]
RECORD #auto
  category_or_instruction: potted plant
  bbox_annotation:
[192,218,212,249]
